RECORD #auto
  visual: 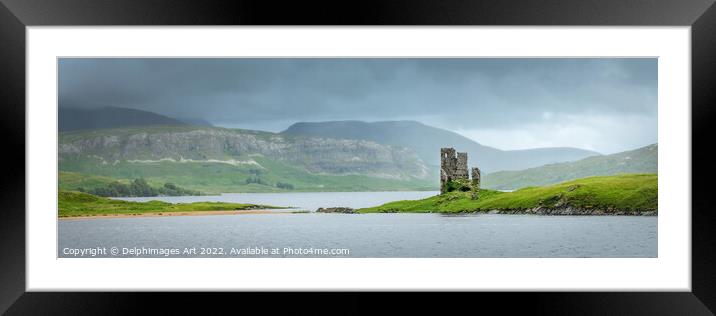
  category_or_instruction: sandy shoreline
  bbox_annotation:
[59,209,294,220]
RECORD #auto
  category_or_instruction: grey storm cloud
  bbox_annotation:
[58,58,657,153]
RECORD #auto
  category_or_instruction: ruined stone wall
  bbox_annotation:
[440,148,456,171]
[455,152,468,178]
[440,148,455,193]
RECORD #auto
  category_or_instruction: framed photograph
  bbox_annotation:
[2,0,715,314]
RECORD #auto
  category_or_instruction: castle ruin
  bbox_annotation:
[440,147,481,195]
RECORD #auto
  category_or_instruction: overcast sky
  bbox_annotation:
[59,58,657,154]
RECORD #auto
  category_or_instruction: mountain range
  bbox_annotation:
[58,106,656,193]
[282,120,600,173]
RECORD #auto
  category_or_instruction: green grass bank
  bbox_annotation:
[358,174,657,215]
[58,190,282,217]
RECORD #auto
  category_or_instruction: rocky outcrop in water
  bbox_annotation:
[316,207,357,214]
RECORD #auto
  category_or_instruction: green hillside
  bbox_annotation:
[483,144,657,190]
[60,157,435,194]
[58,171,128,191]
[359,174,657,215]
[59,171,202,197]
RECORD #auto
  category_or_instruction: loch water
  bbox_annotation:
[58,191,657,258]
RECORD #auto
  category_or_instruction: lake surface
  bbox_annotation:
[59,191,657,258]
[115,191,440,212]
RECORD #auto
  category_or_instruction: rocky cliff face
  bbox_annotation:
[59,126,430,180]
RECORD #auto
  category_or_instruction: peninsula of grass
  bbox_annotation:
[358,174,657,215]
[58,190,283,217]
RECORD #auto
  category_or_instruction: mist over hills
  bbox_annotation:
[59,107,189,132]
[282,120,600,173]
[177,117,214,127]
[482,143,658,190]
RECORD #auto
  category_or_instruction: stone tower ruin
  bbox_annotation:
[440,147,481,194]
[440,148,469,193]
[471,167,481,199]
[471,167,481,189]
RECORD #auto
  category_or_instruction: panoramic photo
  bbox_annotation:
[57,58,657,258]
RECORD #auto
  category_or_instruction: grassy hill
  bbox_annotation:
[359,174,657,215]
[58,191,280,217]
[483,144,657,190]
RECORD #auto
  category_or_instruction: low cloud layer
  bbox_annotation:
[59,58,657,154]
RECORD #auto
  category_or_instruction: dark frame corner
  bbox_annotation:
[1,0,715,314]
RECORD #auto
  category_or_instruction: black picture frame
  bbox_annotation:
[1,0,714,314]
